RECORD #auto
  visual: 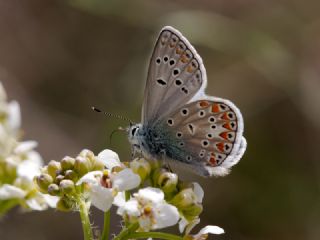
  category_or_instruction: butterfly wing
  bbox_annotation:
[161,99,246,177]
[142,26,207,124]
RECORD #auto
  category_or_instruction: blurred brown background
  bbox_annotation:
[0,0,320,239]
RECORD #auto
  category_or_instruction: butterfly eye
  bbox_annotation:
[131,127,137,136]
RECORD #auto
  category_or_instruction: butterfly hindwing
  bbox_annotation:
[142,26,207,124]
[162,99,246,176]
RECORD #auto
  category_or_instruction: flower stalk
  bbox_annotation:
[78,197,94,240]
[101,210,110,240]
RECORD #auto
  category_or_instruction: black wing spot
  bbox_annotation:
[156,57,161,64]
[176,132,182,138]
[179,142,185,147]
[169,59,175,66]
[207,133,213,139]
[167,118,174,126]
[181,108,189,116]
[208,116,215,123]
[211,124,216,129]
[188,124,195,134]
[156,79,167,86]
[163,56,169,62]
[173,68,180,76]
[186,156,192,162]
[175,79,182,86]
[181,87,189,94]
[201,140,209,148]
[199,110,205,117]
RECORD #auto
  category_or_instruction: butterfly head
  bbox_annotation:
[128,123,142,146]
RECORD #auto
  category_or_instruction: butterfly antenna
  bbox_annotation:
[91,106,133,124]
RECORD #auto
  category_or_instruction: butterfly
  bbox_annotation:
[128,26,247,177]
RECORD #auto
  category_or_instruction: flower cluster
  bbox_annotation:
[0,82,56,215]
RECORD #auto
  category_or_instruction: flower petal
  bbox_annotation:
[76,171,102,186]
[113,191,126,207]
[98,149,121,170]
[0,184,26,200]
[152,203,180,230]
[136,187,164,203]
[17,151,43,180]
[90,185,113,212]
[14,141,38,154]
[7,101,21,131]
[112,168,140,191]
[118,198,140,217]
[196,225,225,236]
[193,182,204,203]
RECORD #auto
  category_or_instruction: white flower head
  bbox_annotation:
[116,187,180,231]
[77,150,140,212]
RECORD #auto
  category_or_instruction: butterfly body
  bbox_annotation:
[128,26,247,177]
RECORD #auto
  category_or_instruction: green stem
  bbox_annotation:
[101,210,111,240]
[113,222,139,240]
[123,232,184,240]
[78,199,94,240]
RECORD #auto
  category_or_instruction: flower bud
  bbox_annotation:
[59,179,75,194]
[36,173,53,193]
[74,156,91,177]
[181,203,203,220]
[61,156,75,171]
[170,188,196,209]
[48,183,60,196]
[64,169,78,182]
[130,158,151,182]
[92,158,105,171]
[56,197,73,212]
[79,149,95,161]
[47,160,61,178]
[158,171,178,195]
[55,174,65,184]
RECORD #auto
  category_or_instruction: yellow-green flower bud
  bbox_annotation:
[55,174,65,184]
[158,171,178,195]
[59,179,75,194]
[170,188,196,209]
[92,159,105,171]
[47,160,61,178]
[48,183,60,196]
[36,173,53,193]
[130,158,151,182]
[56,197,73,212]
[181,203,203,220]
[61,156,75,171]
[65,169,78,182]
[79,149,95,161]
[74,156,91,177]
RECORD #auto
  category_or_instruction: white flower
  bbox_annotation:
[0,184,26,200]
[116,187,180,231]
[190,225,224,239]
[76,150,141,212]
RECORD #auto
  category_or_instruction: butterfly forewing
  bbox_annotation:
[142,27,206,124]
[163,99,245,176]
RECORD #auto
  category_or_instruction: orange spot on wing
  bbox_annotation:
[186,65,193,73]
[221,112,229,120]
[216,142,225,152]
[211,104,220,113]
[209,156,216,166]
[176,48,182,54]
[223,123,232,130]
[219,132,229,140]
[199,101,209,108]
